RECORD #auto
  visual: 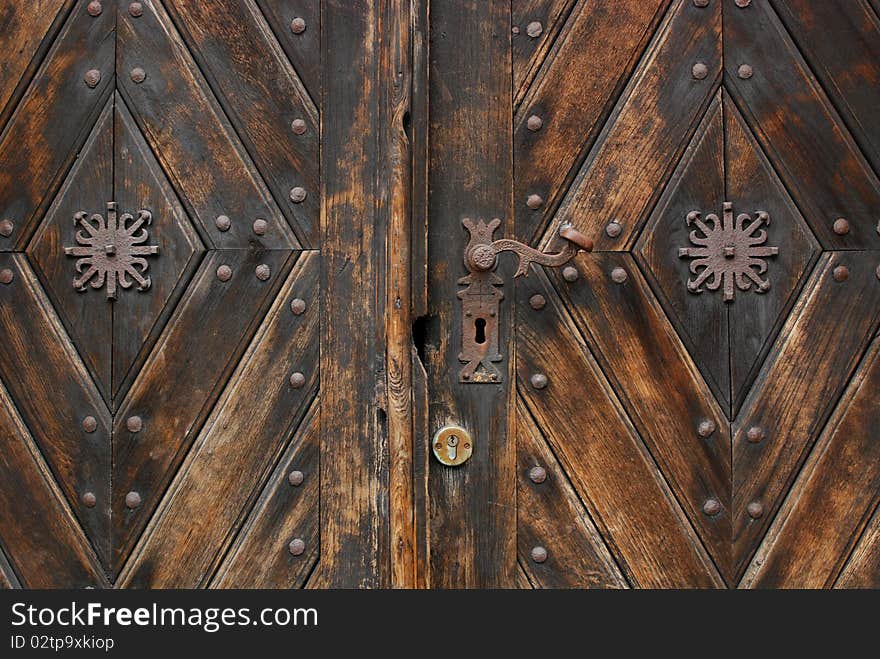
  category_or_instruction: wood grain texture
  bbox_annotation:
[256,0,320,104]
[0,254,111,568]
[554,0,720,251]
[836,503,880,589]
[516,398,627,589]
[425,0,516,588]
[724,0,880,249]
[0,545,20,589]
[511,0,575,107]
[0,0,114,250]
[212,401,320,589]
[164,0,319,247]
[515,0,668,245]
[112,248,294,576]
[117,0,296,249]
[0,378,106,588]
[742,334,880,589]
[733,253,880,581]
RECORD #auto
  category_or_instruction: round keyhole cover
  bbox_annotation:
[432,425,473,467]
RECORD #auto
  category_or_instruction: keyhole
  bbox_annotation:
[447,435,458,461]
[474,317,487,345]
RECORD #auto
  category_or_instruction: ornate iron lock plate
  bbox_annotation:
[458,218,592,383]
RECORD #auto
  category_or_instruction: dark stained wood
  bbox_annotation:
[117,0,297,249]
[554,0,720,251]
[425,0,516,588]
[733,253,880,581]
[516,398,627,589]
[836,504,880,589]
[517,267,723,587]
[724,0,880,249]
[112,249,294,576]
[515,0,668,245]
[511,0,576,106]
[0,2,114,250]
[256,0,320,104]
[212,401,320,589]
[742,335,880,588]
[0,378,106,588]
[0,545,19,589]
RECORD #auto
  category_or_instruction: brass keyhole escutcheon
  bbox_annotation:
[433,425,473,466]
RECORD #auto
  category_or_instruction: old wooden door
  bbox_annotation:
[2,0,879,590]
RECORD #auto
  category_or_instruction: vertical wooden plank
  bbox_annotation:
[425,0,515,588]
[319,0,387,588]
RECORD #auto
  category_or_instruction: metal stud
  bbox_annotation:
[0,219,13,237]
[82,492,97,508]
[833,265,849,282]
[126,416,143,433]
[528,466,547,484]
[526,194,543,210]
[253,219,268,236]
[129,2,143,17]
[215,215,231,232]
[526,21,543,38]
[562,266,579,282]
[82,416,98,433]
[528,294,546,310]
[692,62,708,80]
[289,538,305,555]
[702,498,721,516]
[737,64,753,80]
[87,1,102,17]
[611,267,628,284]
[832,218,850,236]
[255,264,271,281]
[605,220,622,238]
[289,372,306,388]
[697,419,716,438]
[530,373,548,390]
[288,470,304,486]
[216,265,233,282]
[735,0,751,7]
[530,546,548,563]
[693,0,709,6]
[291,118,307,135]
[125,491,142,509]
[526,115,543,132]
[511,26,520,35]
[289,187,307,203]
[747,501,764,519]
[130,67,146,84]
[290,17,307,34]
[746,426,765,443]
[84,69,101,88]
[876,264,880,281]
[290,298,307,315]
[0,269,13,285]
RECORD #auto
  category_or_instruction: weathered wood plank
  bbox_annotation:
[516,398,627,589]
[0,545,20,589]
[733,253,880,581]
[511,0,575,106]
[425,0,516,588]
[0,378,106,588]
[212,401,320,589]
[256,0,320,104]
[519,268,722,587]
[553,0,720,251]
[836,504,880,589]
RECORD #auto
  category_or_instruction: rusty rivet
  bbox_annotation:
[747,426,765,443]
[529,294,546,310]
[0,219,13,237]
[82,416,98,433]
[529,466,547,484]
[611,267,628,284]
[832,218,850,235]
[289,372,306,388]
[291,118,307,135]
[605,220,622,238]
[129,2,143,17]
[84,69,101,88]
[290,298,307,315]
[876,264,880,280]
[526,21,543,38]
[216,265,233,282]
[255,264,271,281]
[290,17,307,34]
[562,266,579,282]
[289,538,305,555]
[214,215,231,232]
[702,498,721,516]
[125,491,142,509]
[530,546,548,563]
[747,501,764,519]
[697,419,716,438]
[0,269,14,285]
[126,415,143,433]
[511,26,520,35]
[82,492,97,508]
[87,1,102,17]
[288,470,304,486]
[526,115,543,131]
[530,373,548,390]
[833,265,849,282]
[526,194,544,210]
[693,0,709,7]
[130,68,146,84]
[289,187,307,203]
[692,62,708,80]
[737,64,753,80]
[252,218,268,236]
[735,0,751,7]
